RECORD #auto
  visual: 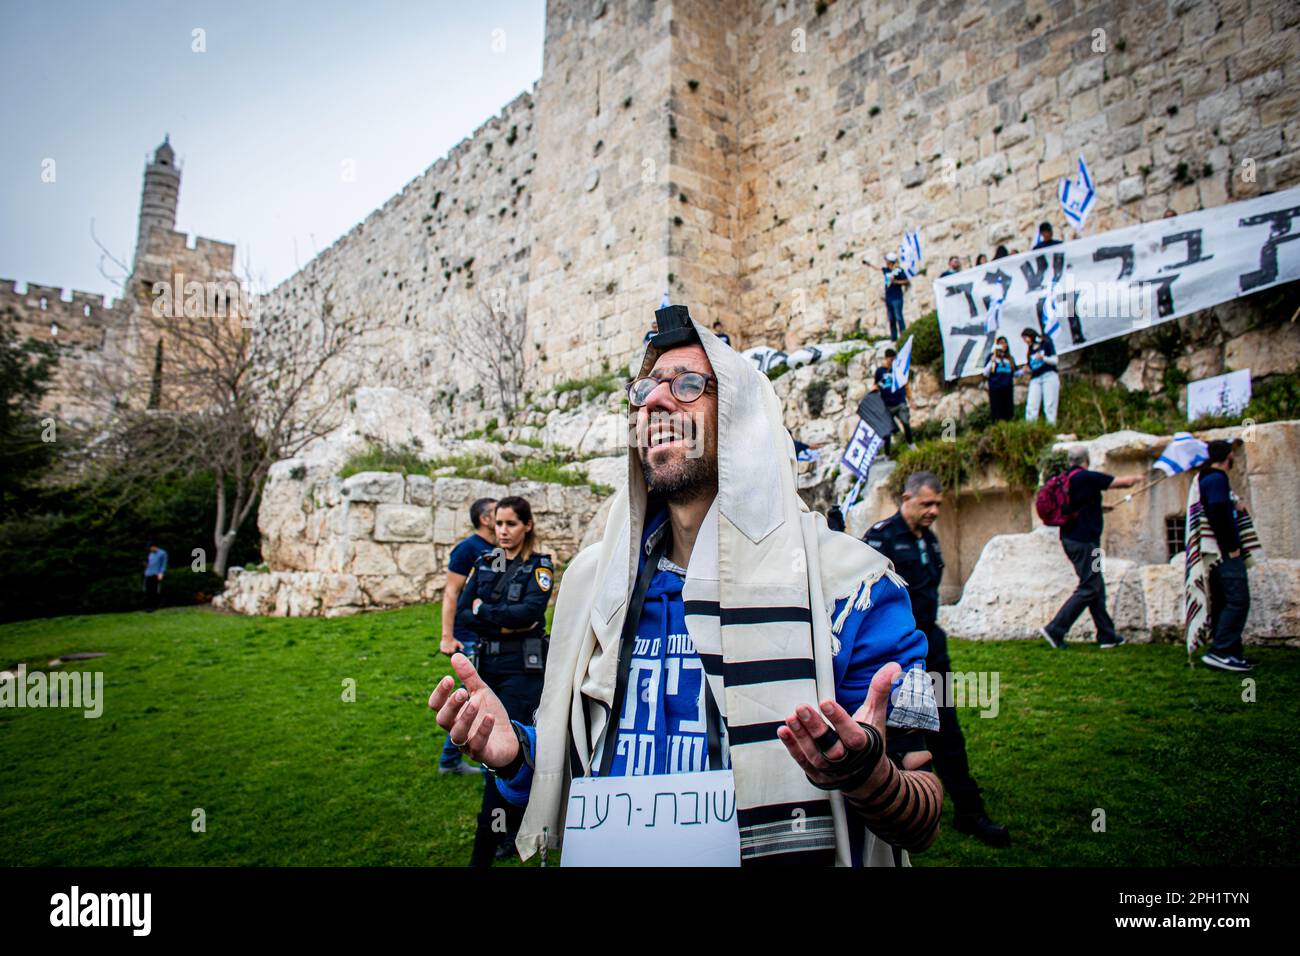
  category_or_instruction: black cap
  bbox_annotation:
[1206,439,1234,463]
[650,304,701,351]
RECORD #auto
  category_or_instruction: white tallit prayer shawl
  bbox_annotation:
[517,318,939,867]
[1183,476,1262,657]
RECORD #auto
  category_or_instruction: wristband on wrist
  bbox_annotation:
[488,721,532,780]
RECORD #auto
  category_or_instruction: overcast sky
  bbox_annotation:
[0,0,545,303]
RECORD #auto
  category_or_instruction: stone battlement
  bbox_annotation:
[0,280,118,322]
[137,229,237,272]
[264,86,537,298]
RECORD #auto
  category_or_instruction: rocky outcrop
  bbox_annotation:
[939,525,1300,646]
[215,464,605,617]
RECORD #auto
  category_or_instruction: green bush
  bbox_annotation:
[339,442,432,477]
[804,379,831,418]
[554,373,623,397]
[887,438,969,498]
[1080,336,1131,377]
[887,419,1056,497]
[973,420,1057,491]
[907,310,944,370]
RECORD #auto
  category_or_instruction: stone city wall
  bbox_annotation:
[216,460,605,617]
[253,90,539,437]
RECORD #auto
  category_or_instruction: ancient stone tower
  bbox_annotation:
[2,136,238,424]
[134,137,182,269]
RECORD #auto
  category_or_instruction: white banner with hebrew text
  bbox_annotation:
[934,187,1300,380]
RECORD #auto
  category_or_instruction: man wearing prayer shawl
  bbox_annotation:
[430,304,943,867]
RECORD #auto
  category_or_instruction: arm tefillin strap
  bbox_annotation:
[806,722,886,793]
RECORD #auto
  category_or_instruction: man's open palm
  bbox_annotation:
[427,654,519,769]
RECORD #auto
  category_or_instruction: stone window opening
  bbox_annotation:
[1166,513,1187,561]
[39,296,48,310]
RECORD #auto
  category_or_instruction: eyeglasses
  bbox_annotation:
[627,371,716,407]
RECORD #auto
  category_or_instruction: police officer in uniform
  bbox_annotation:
[866,471,1010,847]
[453,495,553,866]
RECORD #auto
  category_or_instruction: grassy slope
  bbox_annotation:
[1,606,1295,866]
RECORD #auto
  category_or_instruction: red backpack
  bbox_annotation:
[1036,467,1081,527]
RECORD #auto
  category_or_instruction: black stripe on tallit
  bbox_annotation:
[697,652,723,676]
[720,605,812,626]
[726,720,785,746]
[684,599,719,617]
[737,800,833,826]
[722,657,817,686]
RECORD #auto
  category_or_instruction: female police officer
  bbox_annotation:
[452,495,553,866]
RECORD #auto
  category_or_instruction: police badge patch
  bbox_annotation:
[534,567,552,591]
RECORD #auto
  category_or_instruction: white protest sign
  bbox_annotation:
[1187,368,1252,421]
[561,769,740,867]
[840,418,883,481]
[933,186,1300,380]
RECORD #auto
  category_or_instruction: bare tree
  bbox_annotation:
[86,274,377,577]
[452,293,528,422]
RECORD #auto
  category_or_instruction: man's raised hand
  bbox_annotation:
[775,662,932,787]
[427,654,519,769]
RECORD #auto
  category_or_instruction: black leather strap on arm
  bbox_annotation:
[597,529,670,778]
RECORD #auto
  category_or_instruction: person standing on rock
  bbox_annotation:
[1020,327,1060,426]
[1040,447,1142,650]
[864,252,910,339]
[1193,440,1256,673]
[143,541,168,612]
[873,348,914,455]
[437,497,497,775]
[452,495,552,866]
[983,336,1016,422]
[866,471,1010,848]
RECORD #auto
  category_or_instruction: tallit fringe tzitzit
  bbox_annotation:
[1183,479,1262,658]
[515,315,937,867]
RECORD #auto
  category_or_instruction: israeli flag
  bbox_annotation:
[985,295,1005,334]
[1058,154,1096,232]
[660,289,671,308]
[894,334,913,389]
[1042,277,1062,339]
[899,229,923,277]
[1154,432,1209,476]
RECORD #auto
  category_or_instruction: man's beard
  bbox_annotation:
[639,447,719,504]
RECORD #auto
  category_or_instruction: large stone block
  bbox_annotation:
[360,574,423,608]
[342,472,406,504]
[374,504,434,542]
[350,540,398,576]
[939,526,1138,641]
[1224,326,1300,380]
[394,543,437,577]
[406,475,435,507]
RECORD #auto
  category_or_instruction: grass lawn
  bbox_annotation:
[1,605,1296,866]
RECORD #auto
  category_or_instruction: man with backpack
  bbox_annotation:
[1037,446,1142,649]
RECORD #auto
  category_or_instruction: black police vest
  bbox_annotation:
[865,512,944,628]
[470,551,552,636]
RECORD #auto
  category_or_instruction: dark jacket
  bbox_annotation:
[454,549,554,640]
[865,511,944,632]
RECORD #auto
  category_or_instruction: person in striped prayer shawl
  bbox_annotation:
[429,304,943,866]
